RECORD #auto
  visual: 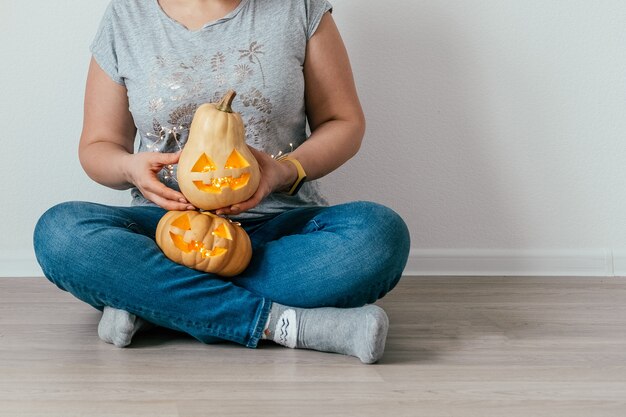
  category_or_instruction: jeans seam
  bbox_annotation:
[246,298,271,348]
[125,222,140,233]
[67,281,248,342]
[310,219,321,231]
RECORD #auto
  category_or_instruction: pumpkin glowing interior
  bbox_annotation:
[190,150,251,194]
[176,90,261,210]
[169,213,233,258]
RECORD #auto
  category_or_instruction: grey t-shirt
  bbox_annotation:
[90,0,332,220]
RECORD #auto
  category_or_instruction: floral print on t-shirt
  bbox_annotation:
[141,42,281,186]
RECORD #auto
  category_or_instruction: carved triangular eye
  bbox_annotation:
[191,153,217,172]
[171,214,192,230]
[170,232,191,253]
[224,149,250,169]
[212,223,233,240]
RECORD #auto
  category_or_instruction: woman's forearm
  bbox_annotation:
[289,118,365,182]
[79,141,134,190]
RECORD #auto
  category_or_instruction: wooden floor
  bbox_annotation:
[1,277,626,417]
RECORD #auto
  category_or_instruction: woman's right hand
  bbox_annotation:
[123,152,195,211]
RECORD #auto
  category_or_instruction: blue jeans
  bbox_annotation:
[33,201,410,348]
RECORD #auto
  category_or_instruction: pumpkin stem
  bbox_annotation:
[216,90,236,113]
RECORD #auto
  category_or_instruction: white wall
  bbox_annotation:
[1,0,625,276]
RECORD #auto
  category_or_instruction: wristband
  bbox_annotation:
[280,157,307,196]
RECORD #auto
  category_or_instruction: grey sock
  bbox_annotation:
[263,303,389,364]
[97,306,152,348]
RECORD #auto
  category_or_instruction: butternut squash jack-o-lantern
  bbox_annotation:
[156,210,252,277]
[177,90,261,211]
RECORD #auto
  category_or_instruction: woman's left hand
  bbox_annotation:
[214,147,297,216]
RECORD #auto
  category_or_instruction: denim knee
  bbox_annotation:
[35,201,82,252]
[350,201,410,269]
[34,202,90,286]
[332,201,411,306]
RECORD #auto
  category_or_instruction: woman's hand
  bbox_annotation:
[123,152,194,211]
[215,147,297,216]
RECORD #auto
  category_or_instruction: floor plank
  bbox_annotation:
[1,276,625,416]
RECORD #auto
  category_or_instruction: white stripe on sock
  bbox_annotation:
[274,309,297,348]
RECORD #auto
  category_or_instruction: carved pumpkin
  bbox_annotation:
[177,90,260,210]
[156,210,252,277]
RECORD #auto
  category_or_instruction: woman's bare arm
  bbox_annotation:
[78,58,191,210]
[217,12,366,215]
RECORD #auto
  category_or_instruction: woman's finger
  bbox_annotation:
[139,180,193,210]
[142,177,189,203]
[143,190,192,211]
[216,183,268,215]
[154,151,181,165]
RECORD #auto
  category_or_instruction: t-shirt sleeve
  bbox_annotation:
[306,0,333,40]
[89,1,125,85]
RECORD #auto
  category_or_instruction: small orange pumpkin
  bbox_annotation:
[177,90,261,210]
[156,210,252,277]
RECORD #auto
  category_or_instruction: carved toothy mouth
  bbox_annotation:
[169,214,233,258]
[169,233,228,258]
[192,173,251,193]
